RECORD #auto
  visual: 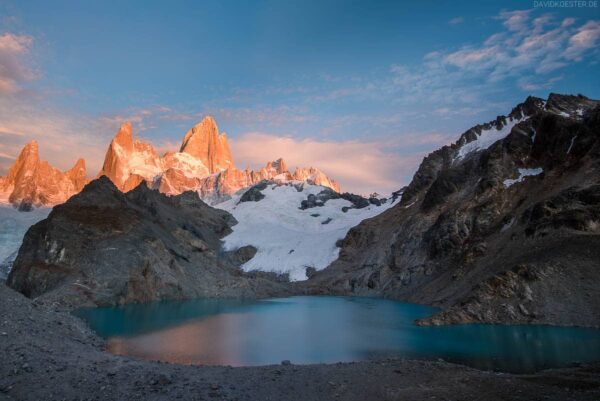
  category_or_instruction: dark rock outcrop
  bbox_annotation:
[307,93,600,327]
[299,188,378,211]
[238,181,268,203]
[7,177,292,307]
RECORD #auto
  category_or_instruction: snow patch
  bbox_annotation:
[0,205,50,278]
[457,117,524,160]
[503,168,543,188]
[567,136,577,154]
[216,184,396,281]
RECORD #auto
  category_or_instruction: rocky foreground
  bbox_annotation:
[1,283,599,401]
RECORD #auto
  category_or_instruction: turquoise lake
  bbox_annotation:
[74,296,600,372]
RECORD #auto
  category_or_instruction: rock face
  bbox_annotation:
[307,93,600,327]
[2,116,340,208]
[98,117,340,200]
[0,141,87,208]
[180,116,234,173]
[7,176,292,307]
[97,122,165,192]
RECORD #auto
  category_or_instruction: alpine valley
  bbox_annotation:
[2,93,600,400]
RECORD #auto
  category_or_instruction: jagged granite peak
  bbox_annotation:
[0,140,88,207]
[98,122,163,192]
[96,118,341,199]
[180,115,235,173]
[307,93,600,327]
[66,158,87,190]
[293,166,341,192]
[7,176,292,306]
[266,158,288,175]
[3,117,341,207]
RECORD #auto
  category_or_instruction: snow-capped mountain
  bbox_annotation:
[0,140,87,209]
[309,93,600,326]
[217,182,396,281]
[0,116,340,208]
[98,116,340,201]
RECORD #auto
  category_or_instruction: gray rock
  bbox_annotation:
[7,177,292,307]
[306,93,600,327]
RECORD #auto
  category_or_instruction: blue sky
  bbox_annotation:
[0,0,599,193]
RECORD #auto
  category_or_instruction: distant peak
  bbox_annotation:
[111,122,134,151]
[21,140,39,152]
[179,116,235,173]
[71,158,86,170]
[190,115,218,132]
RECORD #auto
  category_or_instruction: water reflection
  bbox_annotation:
[76,296,600,372]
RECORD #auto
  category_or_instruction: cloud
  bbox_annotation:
[498,10,531,32]
[391,11,599,106]
[442,12,599,80]
[449,17,464,25]
[564,20,600,60]
[229,132,450,195]
[0,95,116,176]
[0,32,37,93]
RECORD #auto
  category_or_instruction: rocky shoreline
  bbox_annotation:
[1,283,600,401]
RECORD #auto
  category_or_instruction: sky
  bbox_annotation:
[0,0,599,194]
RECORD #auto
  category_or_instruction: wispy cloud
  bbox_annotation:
[0,32,37,93]
[439,11,599,80]
[449,16,465,25]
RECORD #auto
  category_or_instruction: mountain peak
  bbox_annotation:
[180,116,235,173]
[0,141,87,207]
[266,158,288,175]
[112,122,134,152]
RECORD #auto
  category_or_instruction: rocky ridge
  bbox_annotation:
[6,176,292,307]
[1,116,340,207]
[307,93,600,327]
[98,116,340,201]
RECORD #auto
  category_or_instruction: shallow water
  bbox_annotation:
[74,296,600,372]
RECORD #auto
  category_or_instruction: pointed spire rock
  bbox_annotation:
[66,158,87,190]
[180,116,235,173]
[0,140,87,207]
[98,122,161,191]
[113,122,134,152]
[273,158,288,174]
[4,140,40,186]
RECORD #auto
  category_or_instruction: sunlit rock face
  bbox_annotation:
[98,122,164,192]
[293,166,341,193]
[0,140,88,207]
[1,116,339,208]
[98,117,341,200]
[180,116,235,173]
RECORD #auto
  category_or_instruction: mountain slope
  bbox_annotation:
[307,93,600,327]
[7,177,292,307]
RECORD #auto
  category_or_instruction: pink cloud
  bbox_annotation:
[0,32,36,93]
[564,20,600,60]
[229,132,449,195]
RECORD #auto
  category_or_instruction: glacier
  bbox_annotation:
[217,183,396,281]
[0,205,51,279]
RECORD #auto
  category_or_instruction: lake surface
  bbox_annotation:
[74,296,600,373]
